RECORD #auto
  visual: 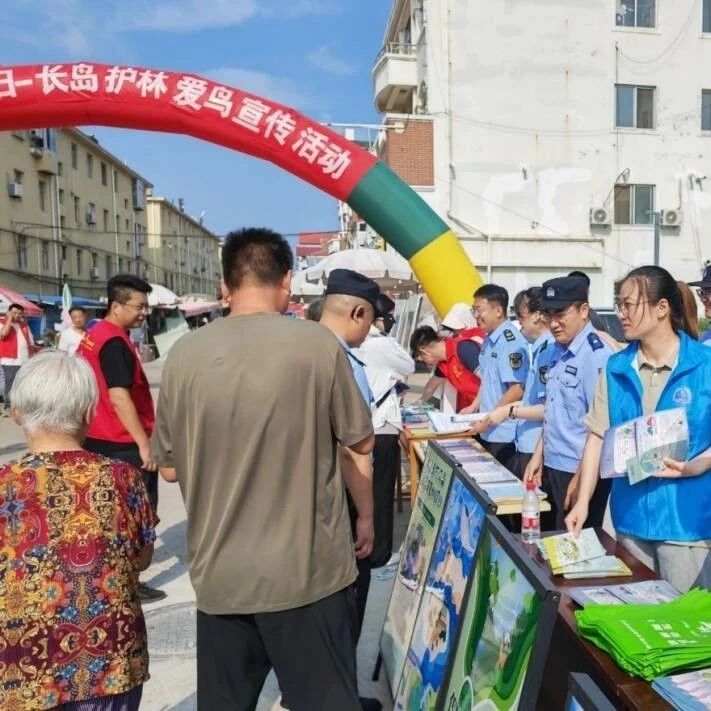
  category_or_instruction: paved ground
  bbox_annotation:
[0,358,417,710]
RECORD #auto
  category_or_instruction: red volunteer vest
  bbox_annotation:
[438,327,485,411]
[0,318,31,359]
[78,319,155,443]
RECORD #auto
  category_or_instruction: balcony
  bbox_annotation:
[373,43,417,113]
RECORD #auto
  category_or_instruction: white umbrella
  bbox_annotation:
[304,248,414,283]
[59,282,73,331]
[148,283,180,307]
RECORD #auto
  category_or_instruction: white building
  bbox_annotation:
[373,0,711,304]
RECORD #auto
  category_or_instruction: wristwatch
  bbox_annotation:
[508,405,517,420]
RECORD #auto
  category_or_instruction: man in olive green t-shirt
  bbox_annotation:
[151,227,374,711]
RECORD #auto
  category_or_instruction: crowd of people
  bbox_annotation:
[410,265,711,593]
[0,228,709,710]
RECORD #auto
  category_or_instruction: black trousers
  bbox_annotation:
[347,493,371,641]
[480,439,518,473]
[543,466,612,530]
[83,440,159,515]
[371,434,400,569]
[196,588,361,711]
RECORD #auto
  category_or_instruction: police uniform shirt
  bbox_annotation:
[337,336,374,407]
[479,319,530,443]
[541,321,613,473]
[515,331,553,455]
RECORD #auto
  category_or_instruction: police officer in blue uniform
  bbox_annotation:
[467,284,529,472]
[525,276,613,529]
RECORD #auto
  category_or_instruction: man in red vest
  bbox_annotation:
[1,303,35,417]
[78,274,164,603]
[410,324,485,411]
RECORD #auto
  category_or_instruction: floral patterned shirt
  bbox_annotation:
[0,451,156,710]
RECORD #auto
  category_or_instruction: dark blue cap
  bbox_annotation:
[325,269,382,315]
[540,276,589,309]
[688,263,711,288]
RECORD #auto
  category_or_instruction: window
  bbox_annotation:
[16,236,28,270]
[13,169,23,185]
[101,162,107,186]
[616,0,655,27]
[87,202,96,225]
[705,0,711,32]
[113,169,119,192]
[71,143,78,169]
[103,209,109,232]
[86,153,93,179]
[73,195,80,224]
[125,219,130,231]
[105,254,113,279]
[124,198,129,210]
[616,84,655,128]
[91,252,98,268]
[614,184,655,224]
[115,215,120,233]
[61,245,67,261]
[118,257,124,272]
[60,216,66,231]
[38,180,47,211]
[41,241,50,271]
[57,161,63,176]
[703,90,711,131]
[58,188,65,205]
[76,248,83,274]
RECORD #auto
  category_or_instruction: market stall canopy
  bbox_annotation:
[0,286,43,317]
[303,248,417,291]
[291,269,325,297]
[24,294,104,310]
[148,283,180,307]
[179,300,222,318]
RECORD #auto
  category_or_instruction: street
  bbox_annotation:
[0,357,400,711]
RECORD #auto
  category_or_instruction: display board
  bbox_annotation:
[394,474,490,710]
[440,515,560,711]
[380,445,456,692]
[565,673,616,711]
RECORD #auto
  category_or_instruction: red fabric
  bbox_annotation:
[438,328,485,411]
[0,317,32,359]
[78,320,154,443]
[0,63,377,202]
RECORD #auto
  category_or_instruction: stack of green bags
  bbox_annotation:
[575,588,711,681]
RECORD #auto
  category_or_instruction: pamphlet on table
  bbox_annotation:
[568,580,680,607]
[652,669,711,711]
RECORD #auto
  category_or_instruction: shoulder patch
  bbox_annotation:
[539,364,549,384]
[587,332,604,351]
[504,329,516,342]
[509,352,523,369]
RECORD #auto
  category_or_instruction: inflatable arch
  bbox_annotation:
[0,62,482,315]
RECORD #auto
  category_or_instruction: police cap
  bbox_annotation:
[325,269,382,315]
[688,263,711,288]
[540,276,589,310]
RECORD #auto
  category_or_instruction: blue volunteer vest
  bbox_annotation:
[606,332,711,542]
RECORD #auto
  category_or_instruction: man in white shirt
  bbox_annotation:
[57,306,88,356]
[354,293,415,567]
[0,303,35,416]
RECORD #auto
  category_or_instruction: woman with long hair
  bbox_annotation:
[566,266,711,592]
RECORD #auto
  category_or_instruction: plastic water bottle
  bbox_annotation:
[521,480,541,543]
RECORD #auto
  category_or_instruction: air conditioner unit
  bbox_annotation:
[590,207,611,226]
[29,145,44,157]
[661,209,682,228]
[89,266,100,280]
[8,182,23,198]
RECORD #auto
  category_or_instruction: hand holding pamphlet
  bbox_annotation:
[542,529,607,571]
[600,408,689,485]
[427,411,488,434]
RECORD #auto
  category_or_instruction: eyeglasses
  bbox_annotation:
[696,288,711,300]
[121,301,150,313]
[614,300,652,316]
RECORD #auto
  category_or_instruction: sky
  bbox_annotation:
[1,0,392,237]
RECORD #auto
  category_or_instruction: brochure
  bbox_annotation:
[555,556,632,578]
[568,580,681,608]
[600,408,689,485]
[427,411,487,434]
[652,669,711,711]
[542,529,606,571]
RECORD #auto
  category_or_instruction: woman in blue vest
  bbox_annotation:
[566,265,711,592]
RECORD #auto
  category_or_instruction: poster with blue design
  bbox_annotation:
[394,475,487,710]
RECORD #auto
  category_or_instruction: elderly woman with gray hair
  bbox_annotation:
[0,351,156,711]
